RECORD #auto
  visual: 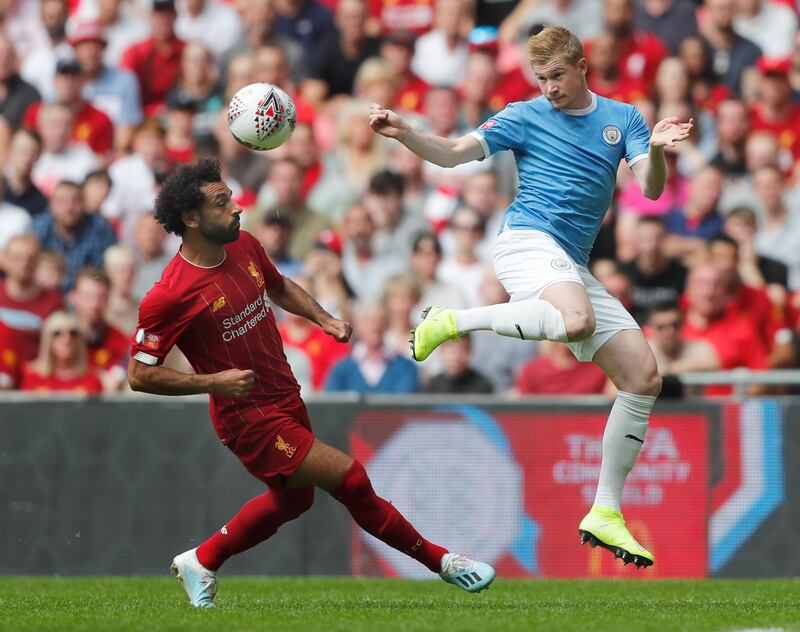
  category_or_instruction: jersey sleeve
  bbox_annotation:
[625,106,651,167]
[130,284,194,366]
[470,102,526,159]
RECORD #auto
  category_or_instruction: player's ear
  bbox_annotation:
[578,58,588,76]
[181,209,200,230]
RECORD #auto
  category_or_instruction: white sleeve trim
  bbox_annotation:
[469,130,491,161]
[627,153,649,167]
[133,351,159,366]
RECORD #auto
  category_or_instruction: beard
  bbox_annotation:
[199,217,240,244]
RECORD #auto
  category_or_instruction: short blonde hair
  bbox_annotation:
[34,311,88,377]
[527,26,584,67]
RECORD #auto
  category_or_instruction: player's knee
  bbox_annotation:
[628,368,662,397]
[286,487,315,519]
[332,460,374,501]
[565,312,595,341]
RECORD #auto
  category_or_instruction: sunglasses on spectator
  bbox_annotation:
[53,328,80,338]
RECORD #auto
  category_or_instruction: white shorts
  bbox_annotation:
[492,228,639,362]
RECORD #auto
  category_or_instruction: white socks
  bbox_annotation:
[454,298,568,342]
[594,391,656,511]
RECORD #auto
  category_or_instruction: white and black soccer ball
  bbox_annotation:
[227,83,296,151]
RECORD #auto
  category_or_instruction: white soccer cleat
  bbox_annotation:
[170,548,218,608]
[439,553,496,593]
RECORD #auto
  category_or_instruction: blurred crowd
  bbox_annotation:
[1,0,800,398]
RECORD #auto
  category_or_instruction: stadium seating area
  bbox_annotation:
[0,0,798,396]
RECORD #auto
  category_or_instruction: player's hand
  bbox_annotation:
[650,117,694,149]
[211,369,255,398]
[322,317,352,343]
[369,103,407,139]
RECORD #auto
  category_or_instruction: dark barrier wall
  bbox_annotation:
[0,396,792,577]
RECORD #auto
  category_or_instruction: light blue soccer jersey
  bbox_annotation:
[471,93,650,266]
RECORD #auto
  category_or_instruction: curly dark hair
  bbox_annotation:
[153,159,222,236]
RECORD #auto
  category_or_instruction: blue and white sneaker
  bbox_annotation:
[170,548,218,608]
[439,553,496,593]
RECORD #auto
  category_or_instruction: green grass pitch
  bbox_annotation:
[1,577,799,631]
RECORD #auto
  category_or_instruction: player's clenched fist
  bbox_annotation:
[323,317,352,343]
[369,103,407,139]
[211,369,256,398]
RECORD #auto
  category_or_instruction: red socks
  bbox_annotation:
[196,486,314,571]
[331,460,448,573]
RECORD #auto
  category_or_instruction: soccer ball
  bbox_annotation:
[227,83,296,151]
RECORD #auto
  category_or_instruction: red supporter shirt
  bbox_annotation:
[516,356,607,395]
[88,326,130,370]
[279,322,349,390]
[395,75,430,113]
[0,283,64,362]
[131,231,300,443]
[20,365,102,394]
[367,0,433,34]
[0,321,21,389]
[749,102,800,158]
[23,101,113,155]
[728,284,785,352]
[120,37,186,117]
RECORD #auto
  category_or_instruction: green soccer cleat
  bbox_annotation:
[410,306,460,362]
[578,505,655,569]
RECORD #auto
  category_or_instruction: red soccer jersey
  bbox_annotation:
[120,37,186,117]
[516,356,608,395]
[131,231,300,442]
[20,365,102,394]
[23,100,114,155]
[749,102,800,158]
[0,320,21,389]
[279,322,349,390]
[88,325,130,370]
[0,282,64,362]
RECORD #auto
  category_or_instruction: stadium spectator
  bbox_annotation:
[390,143,433,218]
[620,216,687,323]
[274,0,336,59]
[20,0,70,103]
[120,0,186,117]
[23,58,115,157]
[325,301,418,392]
[699,0,761,95]
[383,273,422,356]
[663,165,724,259]
[102,121,167,244]
[250,158,329,259]
[80,0,150,68]
[33,180,117,290]
[103,244,139,335]
[634,0,699,55]
[31,104,100,197]
[678,34,733,112]
[224,52,255,101]
[749,57,800,162]
[71,20,144,154]
[752,165,800,289]
[410,232,466,318]
[438,207,487,308]
[302,232,354,322]
[354,58,399,115]
[211,110,269,196]
[723,205,789,300]
[69,267,129,392]
[254,209,302,277]
[710,99,749,177]
[370,0,434,34]
[303,0,381,104]
[131,214,172,302]
[3,129,48,217]
[176,0,243,60]
[83,170,113,216]
[364,170,428,259]
[168,43,223,140]
[0,35,40,129]
[20,310,102,394]
[718,130,781,214]
[516,341,608,395]
[0,191,32,250]
[586,32,648,104]
[35,250,67,294]
[285,122,323,206]
[460,170,504,257]
[279,276,350,391]
[0,320,21,390]
[340,203,405,299]
[0,234,64,363]
[411,0,470,88]
[380,30,428,113]
[499,0,603,45]
[423,334,494,394]
[163,91,198,164]
[733,0,797,59]
[457,50,501,130]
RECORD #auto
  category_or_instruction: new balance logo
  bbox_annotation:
[221,525,228,535]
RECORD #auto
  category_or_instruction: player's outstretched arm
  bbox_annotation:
[369,103,485,168]
[268,277,352,343]
[128,359,255,398]
[631,117,693,200]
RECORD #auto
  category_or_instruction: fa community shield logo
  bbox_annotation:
[551,257,571,271]
[602,125,622,146]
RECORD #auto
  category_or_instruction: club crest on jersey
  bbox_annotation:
[602,125,622,146]
[274,435,297,458]
[479,119,497,130]
[212,296,227,312]
[248,261,264,288]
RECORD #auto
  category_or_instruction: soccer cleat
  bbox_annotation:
[410,306,460,362]
[578,506,654,568]
[170,548,218,608]
[439,553,496,593]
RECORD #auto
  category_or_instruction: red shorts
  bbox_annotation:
[226,400,315,490]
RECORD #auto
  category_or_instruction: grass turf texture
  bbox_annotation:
[1,578,799,632]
